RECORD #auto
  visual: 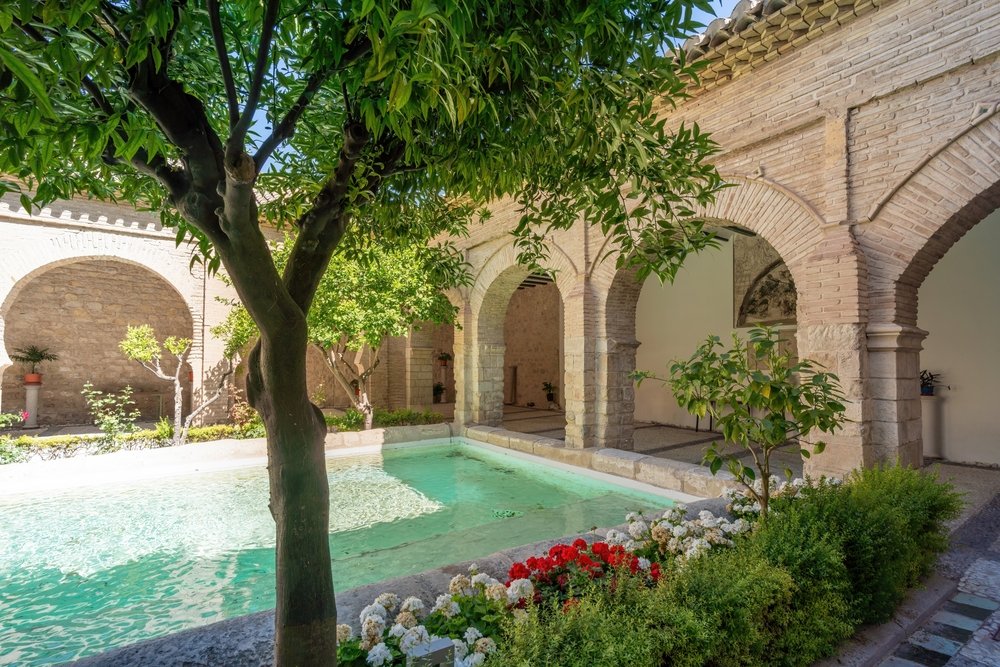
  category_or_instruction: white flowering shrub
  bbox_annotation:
[336,565,506,666]
[611,505,751,566]
[725,476,843,521]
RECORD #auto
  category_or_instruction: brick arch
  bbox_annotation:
[588,175,827,292]
[462,241,578,429]
[587,176,867,451]
[0,231,201,373]
[858,111,1000,326]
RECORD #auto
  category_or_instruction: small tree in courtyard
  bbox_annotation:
[119,324,233,446]
[0,1,722,661]
[636,327,847,520]
[215,240,463,430]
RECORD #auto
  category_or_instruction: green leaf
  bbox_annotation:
[0,49,55,118]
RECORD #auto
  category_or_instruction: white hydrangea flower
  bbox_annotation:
[625,539,639,551]
[431,594,460,617]
[485,583,507,601]
[605,528,628,546]
[627,520,648,539]
[374,593,399,614]
[400,596,424,614]
[474,637,497,654]
[471,572,499,588]
[360,602,387,624]
[365,642,392,666]
[671,523,688,538]
[399,625,431,655]
[467,562,479,574]
[507,578,534,604]
[792,477,806,488]
[462,653,486,667]
[698,510,715,521]
[387,623,406,639]
[637,557,651,571]
[360,617,385,651]
[453,638,470,660]
[675,503,687,513]
[464,627,483,644]
[449,574,472,596]
[625,511,641,523]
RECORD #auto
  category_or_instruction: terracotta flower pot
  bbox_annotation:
[23,373,42,385]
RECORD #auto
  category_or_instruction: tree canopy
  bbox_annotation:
[0,0,721,279]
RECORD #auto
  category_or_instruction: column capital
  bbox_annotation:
[866,323,928,352]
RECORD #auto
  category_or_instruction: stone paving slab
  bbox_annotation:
[959,559,1000,602]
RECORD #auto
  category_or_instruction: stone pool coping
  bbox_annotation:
[0,421,735,499]
[69,495,729,667]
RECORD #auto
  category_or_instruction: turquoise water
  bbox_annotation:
[0,440,671,665]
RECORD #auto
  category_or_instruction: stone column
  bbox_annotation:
[405,325,435,410]
[865,323,925,468]
[24,381,40,428]
[452,299,474,426]
[561,276,594,449]
[593,336,640,451]
[797,322,872,477]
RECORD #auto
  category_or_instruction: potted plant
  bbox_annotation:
[920,370,941,396]
[433,382,445,403]
[11,345,58,384]
[437,352,452,367]
[542,381,556,403]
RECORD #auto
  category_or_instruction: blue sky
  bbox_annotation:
[693,0,741,26]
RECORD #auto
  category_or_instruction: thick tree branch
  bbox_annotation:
[229,0,280,162]
[280,121,371,311]
[207,0,240,129]
[253,35,372,172]
[252,65,334,172]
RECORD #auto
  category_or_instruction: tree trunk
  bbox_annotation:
[359,391,374,431]
[247,332,337,666]
[173,375,184,447]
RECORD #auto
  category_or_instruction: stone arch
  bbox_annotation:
[460,241,579,440]
[0,229,203,421]
[0,258,196,425]
[856,110,1000,468]
[859,111,1000,326]
[0,231,201,370]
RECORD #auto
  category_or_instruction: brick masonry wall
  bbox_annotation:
[1,260,194,424]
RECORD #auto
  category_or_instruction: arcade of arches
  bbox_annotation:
[1,0,998,480]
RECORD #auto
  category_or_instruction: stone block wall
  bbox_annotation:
[1,261,193,425]
[502,283,562,408]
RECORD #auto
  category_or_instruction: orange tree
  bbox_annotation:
[0,1,721,663]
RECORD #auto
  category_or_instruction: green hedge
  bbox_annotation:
[325,408,447,432]
[0,423,264,464]
[489,466,962,667]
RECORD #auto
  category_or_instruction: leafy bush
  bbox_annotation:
[663,547,795,666]
[764,468,959,625]
[485,467,959,667]
[0,411,27,430]
[0,436,27,465]
[326,408,446,432]
[80,382,141,449]
[326,409,365,432]
[748,504,854,663]
[493,573,707,667]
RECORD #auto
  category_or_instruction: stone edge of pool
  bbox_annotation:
[66,496,729,667]
[0,421,737,500]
